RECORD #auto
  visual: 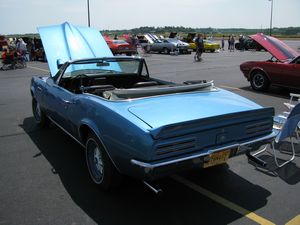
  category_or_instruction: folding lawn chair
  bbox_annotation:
[248,97,300,168]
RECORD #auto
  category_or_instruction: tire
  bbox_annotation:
[250,71,270,91]
[163,47,169,54]
[32,98,50,128]
[85,132,122,190]
[210,49,215,53]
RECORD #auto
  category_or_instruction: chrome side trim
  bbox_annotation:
[131,131,276,170]
[47,116,85,148]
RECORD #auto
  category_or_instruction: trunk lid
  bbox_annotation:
[128,89,263,129]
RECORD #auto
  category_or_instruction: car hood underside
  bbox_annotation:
[249,33,299,61]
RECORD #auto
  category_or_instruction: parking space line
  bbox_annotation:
[171,175,275,225]
[27,65,49,73]
[286,215,300,225]
[219,85,241,91]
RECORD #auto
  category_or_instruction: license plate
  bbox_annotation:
[203,149,231,168]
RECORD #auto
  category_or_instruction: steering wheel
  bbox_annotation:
[70,74,92,93]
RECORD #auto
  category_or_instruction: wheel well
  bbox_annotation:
[79,124,93,145]
[79,124,121,172]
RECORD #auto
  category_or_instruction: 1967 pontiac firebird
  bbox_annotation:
[30,22,276,190]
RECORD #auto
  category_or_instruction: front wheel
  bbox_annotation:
[162,47,169,54]
[85,132,122,190]
[32,98,50,128]
[250,71,270,91]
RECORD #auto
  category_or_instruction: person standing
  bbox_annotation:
[194,33,204,61]
[227,35,231,50]
[16,38,27,58]
[230,35,235,52]
[221,35,225,51]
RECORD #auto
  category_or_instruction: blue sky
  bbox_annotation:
[0,0,299,34]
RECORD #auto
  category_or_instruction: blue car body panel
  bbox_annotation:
[127,89,261,128]
[30,23,276,180]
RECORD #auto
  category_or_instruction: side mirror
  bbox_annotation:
[56,59,64,69]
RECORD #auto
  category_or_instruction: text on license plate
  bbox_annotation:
[203,149,231,168]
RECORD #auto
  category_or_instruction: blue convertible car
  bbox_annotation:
[31,23,276,190]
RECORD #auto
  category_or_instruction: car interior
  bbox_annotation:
[58,74,214,100]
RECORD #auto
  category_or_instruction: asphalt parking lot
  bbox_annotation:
[1,41,300,225]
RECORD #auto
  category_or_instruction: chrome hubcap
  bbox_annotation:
[93,147,103,175]
[253,74,264,88]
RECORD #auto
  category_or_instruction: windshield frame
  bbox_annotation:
[53,57,148,83]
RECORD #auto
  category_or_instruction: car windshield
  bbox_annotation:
[63,58,142,78]
[168,38,178,43]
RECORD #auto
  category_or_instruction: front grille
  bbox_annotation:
[155,138,196,156]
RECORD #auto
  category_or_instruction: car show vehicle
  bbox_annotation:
[240,33,300,91]
[104,36,137,56]
[149,38,191,54]
[188,39,220,52]
[31,23,276,190]
[235,37,264,51]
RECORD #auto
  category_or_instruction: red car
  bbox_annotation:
[104,36,136,56]
[240,33,300,91]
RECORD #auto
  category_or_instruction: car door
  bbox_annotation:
[283,61,300,88]
[43,77,79,136]
[268,61,300,88]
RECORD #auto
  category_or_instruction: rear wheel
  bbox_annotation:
[85,132,122,190]
[32,98,50,128]
[250,71,270,91]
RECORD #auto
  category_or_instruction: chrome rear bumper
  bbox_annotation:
[131,131,276,173]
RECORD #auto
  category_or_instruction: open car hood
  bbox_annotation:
[169,32,177,38]
[186,33,196,42]
[249,33,299,61]
[38,22,113,76]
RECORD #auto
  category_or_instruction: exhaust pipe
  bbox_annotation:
[143,181,163,195]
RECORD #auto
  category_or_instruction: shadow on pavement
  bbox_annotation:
[249,142,300,185]
[21,116,272,225]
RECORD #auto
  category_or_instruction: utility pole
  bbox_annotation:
[269,0,273,36]
[87,0,91,27]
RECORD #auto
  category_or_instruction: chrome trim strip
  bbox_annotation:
[47,116,85,148]
[131,131,276,169]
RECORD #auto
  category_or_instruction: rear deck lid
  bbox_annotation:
[128,89,262,129]
[249,33,299,61]
[38,22,113,76]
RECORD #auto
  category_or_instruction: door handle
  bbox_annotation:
[37,86,43,91]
